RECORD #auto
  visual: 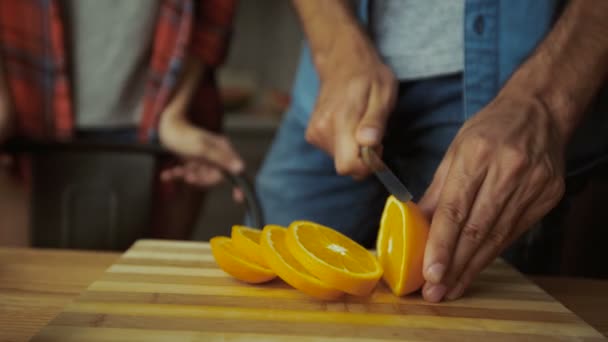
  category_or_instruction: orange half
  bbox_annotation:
[377,196,430,296]
[231,225,268,267]
[210,236,276,284]
[260,225,344,300]
[285,221,383,296]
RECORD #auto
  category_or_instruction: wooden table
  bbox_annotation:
[1,247,606,341]
[0,248,118,341]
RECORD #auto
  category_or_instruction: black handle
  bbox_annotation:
[4,139,265,228]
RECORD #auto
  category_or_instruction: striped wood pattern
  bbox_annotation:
[33,239,606,341]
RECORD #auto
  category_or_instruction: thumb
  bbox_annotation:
[355,86,393,147]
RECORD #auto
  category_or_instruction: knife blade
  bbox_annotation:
[361,146,413,203]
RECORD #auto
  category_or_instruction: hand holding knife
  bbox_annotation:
[361,146,413,203]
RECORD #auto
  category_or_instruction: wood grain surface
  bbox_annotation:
[0,247,119,341]
[28,239,605,341]
[532,276,608,338]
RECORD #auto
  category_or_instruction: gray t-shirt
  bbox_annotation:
[64,0,159,128]
[371,0,464,80]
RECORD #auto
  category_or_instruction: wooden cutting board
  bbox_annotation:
[33,239,605,341]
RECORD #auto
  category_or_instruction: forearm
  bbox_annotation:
[292,0,374,76]
[163,55,205,120]
[503,0,608,141]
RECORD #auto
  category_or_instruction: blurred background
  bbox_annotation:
[194,0,301,240]
[0,0,303,245]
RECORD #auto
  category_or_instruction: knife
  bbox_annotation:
[361,146,413,203]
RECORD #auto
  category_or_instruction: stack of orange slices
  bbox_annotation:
[210,226,275,284]
[211,221,382,299]
[210,196,430,300]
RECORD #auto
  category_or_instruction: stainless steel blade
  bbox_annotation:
[361,146,413,203]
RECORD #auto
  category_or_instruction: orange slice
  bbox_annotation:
[285,221,383,296]
[377,196,430,296]
[260,225,344,300]
[210,236,276,284]
[231,225,268,267]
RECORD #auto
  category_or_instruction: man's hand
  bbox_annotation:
[294,0,397,178]
[418,94,565,302]
[305,42,397,178]
[418,0,608,302]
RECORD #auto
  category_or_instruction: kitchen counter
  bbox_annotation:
[1,247,606,341]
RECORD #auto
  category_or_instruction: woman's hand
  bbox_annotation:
[157,56,244,201]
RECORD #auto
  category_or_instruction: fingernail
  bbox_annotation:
[358,127,380,144]
[446,282,465,301]
[424,284,447,303]
[230,160,244,173]
[426,263,446,284]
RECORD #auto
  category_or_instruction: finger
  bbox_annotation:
[170,123,244,174]
[333,89,371,178]
[334,130,366,177]
[444,238,507,302]
[196,167,223,187]
[422,281,448,303]
[422,148,487,286]
[356,77,396,147]
[306,87,335,156]
[184,162,200,184]
[161,166,184,182]
[444,200,532,301]
[233,187,244,203]
[440,162,517,292]
[444,171,559,301]
[171,166,185,179]
[160,170,173,181]
[183,163,218,187]
[191,163,213,186]
[198,133,245,174]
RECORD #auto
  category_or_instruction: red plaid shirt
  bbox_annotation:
[0,0,236,142]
